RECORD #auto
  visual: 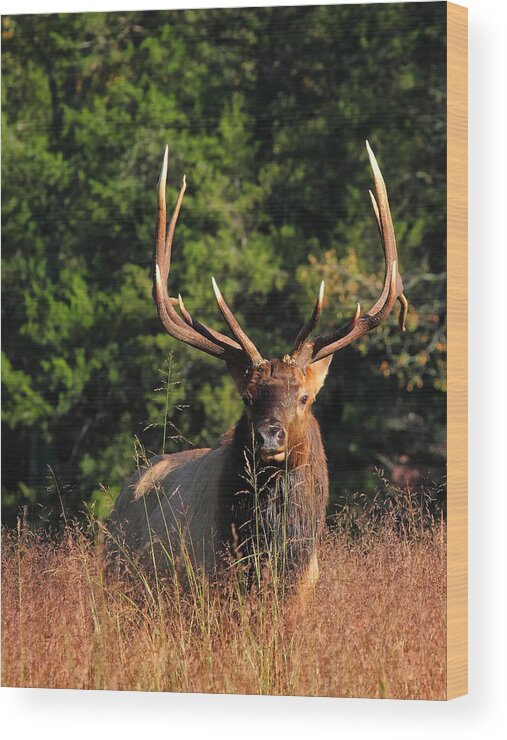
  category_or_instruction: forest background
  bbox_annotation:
[1,2,447,525]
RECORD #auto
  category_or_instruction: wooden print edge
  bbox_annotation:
[446,1,468,700]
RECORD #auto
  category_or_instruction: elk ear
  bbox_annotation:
[306,356,333,396]
[226,358,252,395]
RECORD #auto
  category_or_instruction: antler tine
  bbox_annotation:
[398,293,408,331]
[299,142,407,365]
[154,147,245,360]
[367,141,408,329]
[211,277,264,365]
[369,186,407,332]
[176,293,245,351]
[177,293,193,325]
[369,189,382,241]
[159,155,186,285]
[290,281,325,357]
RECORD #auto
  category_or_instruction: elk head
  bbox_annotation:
[153,142,408,464]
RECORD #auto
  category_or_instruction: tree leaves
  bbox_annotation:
[2,5,446,521]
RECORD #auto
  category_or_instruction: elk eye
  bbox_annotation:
[242,396,252,407]
[300,394,309,406]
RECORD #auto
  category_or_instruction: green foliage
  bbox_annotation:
[1,4,446,522]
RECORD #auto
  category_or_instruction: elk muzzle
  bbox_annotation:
[255,420,287,463]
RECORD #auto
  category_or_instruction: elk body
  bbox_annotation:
[107,142,408,591]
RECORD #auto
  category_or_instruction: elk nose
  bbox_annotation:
[256,423,286,451]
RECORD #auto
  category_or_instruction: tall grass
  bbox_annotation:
[1,485,446,699]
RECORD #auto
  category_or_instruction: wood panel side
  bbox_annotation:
[447,1,468,701]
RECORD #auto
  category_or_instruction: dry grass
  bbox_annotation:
[1,490,446,699]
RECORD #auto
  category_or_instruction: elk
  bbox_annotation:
[107,141,408,592]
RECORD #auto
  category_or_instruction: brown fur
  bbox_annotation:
[107,357,332,592]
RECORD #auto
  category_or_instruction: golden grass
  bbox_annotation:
[1,493,446,699]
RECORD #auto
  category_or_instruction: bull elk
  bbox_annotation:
[107,141,408,592]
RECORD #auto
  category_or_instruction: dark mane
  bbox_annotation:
[216,412,328,584]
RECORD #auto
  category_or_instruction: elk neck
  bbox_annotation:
[215,410,329,579]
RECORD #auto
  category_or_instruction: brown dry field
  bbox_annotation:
[1,496,446,700]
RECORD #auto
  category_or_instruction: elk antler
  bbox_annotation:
[291,141,408,367]
[154,146,264,366]
[290,281,325,356]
